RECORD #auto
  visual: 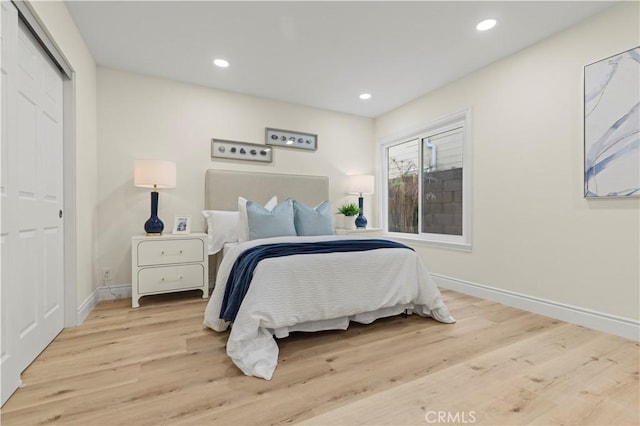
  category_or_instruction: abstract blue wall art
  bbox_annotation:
[584,46,639,198]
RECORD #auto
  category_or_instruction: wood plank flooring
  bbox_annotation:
[1,290,638,425]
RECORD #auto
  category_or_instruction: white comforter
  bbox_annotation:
[203,235,455,379]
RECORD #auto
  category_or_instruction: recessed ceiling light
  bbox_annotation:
[213,58,229,68]
[476,19,497,31]
[359,93,372,100]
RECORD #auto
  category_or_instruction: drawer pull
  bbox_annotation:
[160,250,183,256]
[161,276,184,283]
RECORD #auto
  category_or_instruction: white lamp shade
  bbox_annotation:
[348,174,375,194]
[134,159,176,189]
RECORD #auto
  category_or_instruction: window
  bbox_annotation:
[380,110,471,249]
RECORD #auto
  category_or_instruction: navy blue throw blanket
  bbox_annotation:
[220,239,413,322]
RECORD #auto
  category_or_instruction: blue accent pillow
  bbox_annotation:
[293,200,335,236]
[246,199,297,240]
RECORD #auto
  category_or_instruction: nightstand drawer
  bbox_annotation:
[137,238,204,266]
[137,264,204,294]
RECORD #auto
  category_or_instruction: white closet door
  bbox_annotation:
[1,4,65,405]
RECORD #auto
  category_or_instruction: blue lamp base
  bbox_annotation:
[355,214,367,229]
[144,191,164,235]
[355,195,367,229]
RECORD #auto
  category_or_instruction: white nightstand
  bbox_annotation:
[131,233,209,308]
[335,228,383,237]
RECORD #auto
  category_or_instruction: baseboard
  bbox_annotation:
[96,283,132,302]
[432,274,640,342]
[76,284,132,326]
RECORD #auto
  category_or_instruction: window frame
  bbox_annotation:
[377,108,473,251]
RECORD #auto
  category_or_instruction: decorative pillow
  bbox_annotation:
[202,210,239,255]
[238,195,277,242]
[292,200,335,236]
[246,199,296,240]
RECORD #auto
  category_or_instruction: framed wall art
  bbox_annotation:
[211,139,273,163]
[266,128,317,151]
[584,46,639,198]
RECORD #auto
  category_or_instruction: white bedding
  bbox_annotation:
[203,235,455,379]
[222,241,238,256]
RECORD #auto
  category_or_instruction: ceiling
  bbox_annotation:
[65,1,613,118]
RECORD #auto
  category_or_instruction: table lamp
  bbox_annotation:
[348,174,375,229]
[134,159,176,235]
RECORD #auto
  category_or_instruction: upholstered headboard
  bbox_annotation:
[205,169,329,211]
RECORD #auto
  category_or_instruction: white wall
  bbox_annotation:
[375,3,640,321]
[97,68,374,286]
[28,1,98,311]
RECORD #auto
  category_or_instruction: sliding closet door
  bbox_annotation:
[0,0,21,405]
[1,4,65,405]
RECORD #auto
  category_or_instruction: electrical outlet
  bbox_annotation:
[102,267,113,282]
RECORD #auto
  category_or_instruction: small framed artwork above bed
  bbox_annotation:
[265,127,317,151]
[201,169,455,380]
[211,139,273,163]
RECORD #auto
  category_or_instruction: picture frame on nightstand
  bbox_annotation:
[173,215,191,234]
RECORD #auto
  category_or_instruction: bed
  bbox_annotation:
[202,169,455,380]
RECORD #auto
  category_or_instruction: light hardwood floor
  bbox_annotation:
[1,290,638,425]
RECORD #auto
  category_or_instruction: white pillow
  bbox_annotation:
[202,210,239,255]
[238,195,278,242]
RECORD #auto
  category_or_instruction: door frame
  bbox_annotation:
[62,65,76,327]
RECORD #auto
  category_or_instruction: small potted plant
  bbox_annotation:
[337,202,359,230]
